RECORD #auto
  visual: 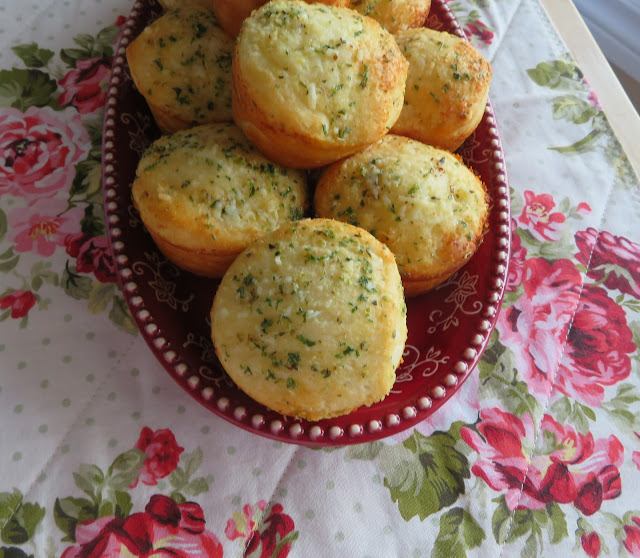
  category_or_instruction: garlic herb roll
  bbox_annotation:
[232,0,408,168]
[211,218,407,420]
[314,135,489,296]
[350,0,431,34]
[127,7,234,133]
[391,28,492,151]
[132,123,309,277]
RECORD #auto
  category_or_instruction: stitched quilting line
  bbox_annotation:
[2,333,139,531]
[496,3,625,554]
[482,0,526,65]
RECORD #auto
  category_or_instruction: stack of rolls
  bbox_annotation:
[125,0,492,420]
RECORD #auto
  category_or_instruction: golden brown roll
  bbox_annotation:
[211,218,407,420]
[314,135,489,296]
[126,7,234,133]
[391,27,492,152]
[132,123,309,277]
[212,0,351,38]
[350,0,430,34]
[232,0,408,168]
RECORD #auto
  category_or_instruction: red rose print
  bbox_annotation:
[0,289,36,319]
[575,227,640,299]
[226,500,297,558]
[576,202,591,216]
[58,58,111,114]
[131,427,184,487]
[625,517,640,557]
[506,218,527,292]
[461,409,623,514]
[556,283,635,405]
[9,198,83,257]
[67,234,118,283]
[497,257,634,405]
[517,190,566,241]
[65,232,89,258]
[0,106,89,201]
[463,20,494,45]
[581,531,601,558]
[634,433,640,471]
[61,495,223,558]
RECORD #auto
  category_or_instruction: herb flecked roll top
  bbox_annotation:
[126,7,234,133]
[211,218,408,420]
[232,0,408,168]
[132,123,309,277]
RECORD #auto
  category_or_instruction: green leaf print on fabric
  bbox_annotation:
[11,44,55,69]
[0,547,33,558]
[109,296,138,335]
[0,69,59,111]
[477,333,540,419]
[167,448,212,503]
[53,497,97,543]
[551,95,598,125]
[0,490,45,547]
[492,496,568,552]
[527,60,585,91]
[61,264,93,300]
[59,26,119,68]
[432,507,485,558]
[528,56,638,191]
[382,429,470,521]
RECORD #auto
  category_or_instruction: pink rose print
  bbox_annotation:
[517,190,566,242]
[625,517,640,557]
[0,289,36,319]
[130,427,184,487]
[575,227,640,299]
[226,500,297,558]
[463,20,494,45]
[61,494,223,558]
[581,531,601,557]
[461,409,623,514]
[8,198,83,257]
[506,218,527,292]
[498,257,634,405]
[58,57,111,114]
[0,106,90,200]
[498,257,581,398]
[65,233,117,283]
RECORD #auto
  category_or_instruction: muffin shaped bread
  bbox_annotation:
[232,0,408,168]
[211,218,407,420]
[213,0,351,37]
[126,7,234,134]
[350,0,430,34]
[132,123,309,277]
[314,135,488,296]
[391,28,492,152]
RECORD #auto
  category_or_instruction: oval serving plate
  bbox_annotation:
[102,0,511,446]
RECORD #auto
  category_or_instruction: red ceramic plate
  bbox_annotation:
[102,0,510,446]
